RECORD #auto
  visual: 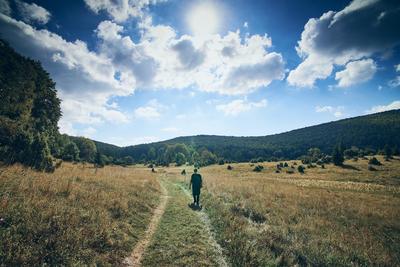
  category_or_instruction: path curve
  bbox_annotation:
[123,178,169,267]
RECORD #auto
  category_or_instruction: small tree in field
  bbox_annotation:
[94,152,105,168]
[332,143,344,166]
[175,152,186,166]
[384,144,392,160]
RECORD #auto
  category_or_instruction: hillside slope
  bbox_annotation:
[96,110,400,162]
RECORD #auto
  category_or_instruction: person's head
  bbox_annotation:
[194,168,198,173]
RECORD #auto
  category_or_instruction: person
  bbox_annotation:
[189,168,202,206]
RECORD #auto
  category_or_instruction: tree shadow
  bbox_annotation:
[188,203,203,211]
[341,164,361,171]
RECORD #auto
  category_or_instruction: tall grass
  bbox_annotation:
[172,156,400,266]
[0,163,160,266]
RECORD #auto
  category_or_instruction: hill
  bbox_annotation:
[96,109,400,164]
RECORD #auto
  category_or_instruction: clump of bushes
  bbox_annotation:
[253,165,264,172]
[368,157,381,166]
[298,165,305,173]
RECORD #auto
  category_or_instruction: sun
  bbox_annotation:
[187,2,219,37]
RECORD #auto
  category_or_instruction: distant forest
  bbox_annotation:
[1,39,400,171]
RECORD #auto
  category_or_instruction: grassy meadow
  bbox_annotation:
[169,155,400,266]
[1,156,399,266]
[0,163,160,266]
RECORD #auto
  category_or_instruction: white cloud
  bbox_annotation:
[396,64,400,72]
[335,59,377,88]
[84,0,163,22]
[82,127,97,138]
[134,99,167,120]
[315,105,344,118]
[216,99,267,116]
[16,0,51,24]
[243,22,248,28]
[366,100,400,114]
[0,0,11,16]
[288,0,400,87]
[388,77,400,88]
[0,3,285,133]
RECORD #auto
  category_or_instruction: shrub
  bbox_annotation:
[332,143,344,166]
[283,162,288,167]
[298,165,305,173]
[253,165,264,172]
[218,159,225,165]
[368,157,381,166]
[227,165,233,170]
[286,169,294,174]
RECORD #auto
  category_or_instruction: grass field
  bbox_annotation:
[167,155,400,266]
[1,156,399,266]
[0,163,160,266]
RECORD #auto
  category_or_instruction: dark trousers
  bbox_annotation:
[193,194,200,205]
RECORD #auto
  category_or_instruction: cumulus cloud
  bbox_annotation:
[172,39,205,70]
[0,0,10,16]
[16,0,51,24]
[366,100,400,114]
[0,14,131,133]
[315,105,344,118]
[388,63,400,87]
[335,59,377,87]
[84,0,163,22]
[288,0,400,87]
[134,99,167,120]
[216,99,267,116]
[0,2,285,133]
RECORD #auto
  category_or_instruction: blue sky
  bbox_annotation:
[0,0,399,146]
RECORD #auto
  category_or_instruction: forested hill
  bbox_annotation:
[96,110,400,163]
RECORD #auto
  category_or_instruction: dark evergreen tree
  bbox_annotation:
[332,142,344,166]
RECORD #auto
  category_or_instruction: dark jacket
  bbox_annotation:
[190,173,202,195]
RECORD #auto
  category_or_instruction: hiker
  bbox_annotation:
[189,168,202,206]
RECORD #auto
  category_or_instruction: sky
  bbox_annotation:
[0,0,399,146]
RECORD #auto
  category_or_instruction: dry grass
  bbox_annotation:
[0,162,160,266]
[172,156,400,266]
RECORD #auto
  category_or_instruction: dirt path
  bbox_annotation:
[123,179,169,267]
[176,183,229,267]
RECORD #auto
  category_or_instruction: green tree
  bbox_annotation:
[332,143,344,166]
[175,152,186,166]
[384,144,392,160]
[94,152,105,168]
[74,137,97,162]
[62,142,80,161]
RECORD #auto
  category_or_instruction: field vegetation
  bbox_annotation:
[171,155,400,266]
[0,163,160,266]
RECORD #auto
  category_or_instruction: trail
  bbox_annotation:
[123,178,169,267]
[176,183,229,267]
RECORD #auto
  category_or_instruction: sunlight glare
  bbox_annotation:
[187,2,219,37]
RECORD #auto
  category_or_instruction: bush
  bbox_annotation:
[218,159,225,165]
[227,165,233,170]
[286,169,294,174]
[253,165,264,172]
[298,165,305,173]
[368,157,381,166]
[283,162,289,167]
